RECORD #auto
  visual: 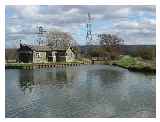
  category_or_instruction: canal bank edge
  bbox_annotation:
[112,55,156,74]
[5,55,156,74]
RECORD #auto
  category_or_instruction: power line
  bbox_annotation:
[36,26,47,45]
[86,13,93,45]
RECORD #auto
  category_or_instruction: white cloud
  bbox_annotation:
[5,5,156,47]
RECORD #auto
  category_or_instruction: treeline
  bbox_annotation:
[79,45,156,60]
[6,45,156,62]
[5,48,17,62]
[128,46,155,60]
[120,45,156,60]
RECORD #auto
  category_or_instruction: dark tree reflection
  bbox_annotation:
[18,70,34,94]
[18,68,76,93]
[87,68,124,86]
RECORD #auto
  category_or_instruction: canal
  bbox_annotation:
[5,65,156,117]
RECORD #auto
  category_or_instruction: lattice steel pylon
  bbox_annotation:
[36,26,47,45]
[86,13,93,45]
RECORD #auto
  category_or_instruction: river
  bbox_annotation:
[5,65,156,118]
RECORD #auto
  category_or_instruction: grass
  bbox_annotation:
[113,55,156,73]
[5,63,33,69]
[114,55,136,68]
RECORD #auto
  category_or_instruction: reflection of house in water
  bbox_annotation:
[18,68,77,93]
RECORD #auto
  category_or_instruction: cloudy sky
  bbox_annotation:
[5,5,156,48]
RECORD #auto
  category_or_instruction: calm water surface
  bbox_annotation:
[5,65,156,117]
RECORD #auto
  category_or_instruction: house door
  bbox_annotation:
[47,52,53,62]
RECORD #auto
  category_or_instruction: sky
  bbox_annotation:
[5,5,156,48]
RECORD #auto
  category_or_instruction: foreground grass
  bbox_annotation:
[112,55,156,73]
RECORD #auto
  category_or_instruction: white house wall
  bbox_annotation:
[33,51,47,63]
[66,48,75,62]
[52,51,56,62]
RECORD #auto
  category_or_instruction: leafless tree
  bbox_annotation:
[46,29,80,57]
[46,29,77,48]
[98,33,124,59]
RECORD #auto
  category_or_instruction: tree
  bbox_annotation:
[5,48,17,63]
[98,34,124,59]
[136,47,156,60]
[46,29,77,48]
[46,29,80,57]
[87,46,106,57]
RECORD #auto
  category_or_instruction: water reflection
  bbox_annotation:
[18,68,77,93]
[18,70,34,93]
[86,67,125,88]
[6,65,156,118]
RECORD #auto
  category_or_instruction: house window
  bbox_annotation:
[36,52,40,58]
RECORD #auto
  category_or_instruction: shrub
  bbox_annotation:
[135,47,155,60]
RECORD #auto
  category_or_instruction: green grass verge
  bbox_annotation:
[113,55,156,73]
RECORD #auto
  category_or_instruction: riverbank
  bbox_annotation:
[5,56,156,74]
[5,61,84,70]
[112,55,156,74]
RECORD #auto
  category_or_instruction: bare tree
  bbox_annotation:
[46,29,80,57]
[46,30,77,48]
[98,34,124,59]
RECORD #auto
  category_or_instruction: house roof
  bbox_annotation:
[30,45,52,51]
[19,44,70,52]
[31,45,70,51]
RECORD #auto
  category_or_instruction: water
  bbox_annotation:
[5,65,156,118]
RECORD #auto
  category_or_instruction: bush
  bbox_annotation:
[135,47,155,60]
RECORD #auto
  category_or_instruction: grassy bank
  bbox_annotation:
[112,55,156,73]
[6,63,32,69]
